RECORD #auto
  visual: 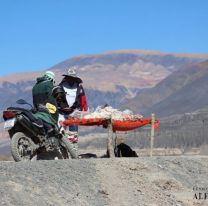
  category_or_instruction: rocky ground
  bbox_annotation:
[0,156,208,206]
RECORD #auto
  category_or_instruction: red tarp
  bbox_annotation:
[62,118,159,132]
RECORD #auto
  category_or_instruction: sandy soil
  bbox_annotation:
[0,156,208,206]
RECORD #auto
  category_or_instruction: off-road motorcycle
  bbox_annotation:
[3,99,77,161]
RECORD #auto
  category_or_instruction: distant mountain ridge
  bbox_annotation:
[126,60,208,117]
[0,49,208,122]
[1,49,207,90]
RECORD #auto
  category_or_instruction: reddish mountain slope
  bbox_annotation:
[126,60,208,116]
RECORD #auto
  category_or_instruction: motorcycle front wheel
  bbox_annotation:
[11,132,36,162]
[59,136,78,159]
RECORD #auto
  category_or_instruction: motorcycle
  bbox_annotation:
[3,99,78,161]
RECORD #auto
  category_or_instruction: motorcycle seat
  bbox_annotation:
[7,107,32,113]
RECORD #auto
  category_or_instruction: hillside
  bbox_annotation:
[1,50,207,90]
[1,157,208,206]
[0,49,207,119]
[126,60,208,117]
[50,50,207,91]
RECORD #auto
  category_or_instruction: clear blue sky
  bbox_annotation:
[0,0,208,76]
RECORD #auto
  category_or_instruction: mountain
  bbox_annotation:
[126,60,208,117]
[0,49,207,116]
[49,50,208,91]
[1,50,207,91]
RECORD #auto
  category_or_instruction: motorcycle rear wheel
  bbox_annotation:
[11,132,36,162]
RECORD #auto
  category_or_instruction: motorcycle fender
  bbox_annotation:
[4,118,16,130]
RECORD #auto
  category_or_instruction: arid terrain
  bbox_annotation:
[1,128,208,206]
[0,156,208,206]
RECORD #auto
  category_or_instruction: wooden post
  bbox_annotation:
[150,113,155,157]
[107,116,115,158]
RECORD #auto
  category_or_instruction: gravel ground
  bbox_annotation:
[0,139,10,156]
[0,156,208,206]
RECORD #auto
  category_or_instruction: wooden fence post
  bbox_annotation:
[150,113,155,157]
[107,116,115,158]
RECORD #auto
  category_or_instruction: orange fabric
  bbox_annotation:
[63,117,160,132]
[63,118,106,127]
[112,119,156,132]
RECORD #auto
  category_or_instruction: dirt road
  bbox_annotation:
[0,156,208,206]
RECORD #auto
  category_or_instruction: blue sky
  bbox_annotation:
[0,0,208,76]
